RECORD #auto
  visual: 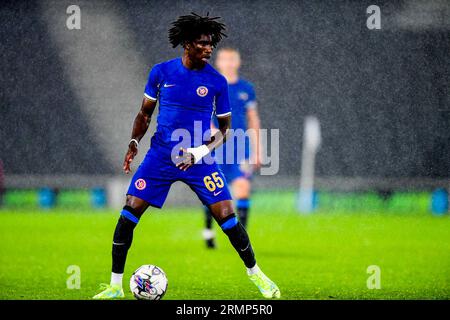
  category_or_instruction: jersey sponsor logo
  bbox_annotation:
[196,86,208,97]
[213,190,223,196]
[164,83,175,87]
[135,178,146,190]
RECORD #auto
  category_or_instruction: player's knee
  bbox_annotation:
[120,205,141,224]
[218,214,239,232]
[233,178,251,198]
[125,196,148,217]
[209,200,234,221]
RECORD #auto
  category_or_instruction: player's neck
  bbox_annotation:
[182,54,206,70]
[223,73,239,84]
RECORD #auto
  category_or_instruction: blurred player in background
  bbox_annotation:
[202,47,262,248]
[93,13,279,299]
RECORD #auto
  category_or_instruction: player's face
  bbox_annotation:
[188,34,213,63]
[215,50,241,76]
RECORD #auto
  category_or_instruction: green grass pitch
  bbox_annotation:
[0,204,449,300]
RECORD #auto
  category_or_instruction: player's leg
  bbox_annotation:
[203,205,216,248]
[202,164,233,249]
[93,195,149,299]
[208,200,255,267]
[201,164,235,248]
[232,177,251,228]
[94,149,174,299]
[111,196,149,283]
[208,200,280,299]
[185,164,280,298]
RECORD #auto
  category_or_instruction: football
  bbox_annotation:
[130,265,168,300]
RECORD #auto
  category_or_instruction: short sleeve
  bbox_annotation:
[244,84,257,110]
[215,77,231,117]
[144,65,161,101]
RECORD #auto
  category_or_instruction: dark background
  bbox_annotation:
[1,0,449,178]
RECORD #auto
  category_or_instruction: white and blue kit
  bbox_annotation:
[126,57,233,210]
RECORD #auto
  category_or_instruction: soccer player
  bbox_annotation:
[202,47,262,249]
[93,13,280,299]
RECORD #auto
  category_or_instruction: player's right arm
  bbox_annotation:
[123,97,157,174]
[123,65,161,173]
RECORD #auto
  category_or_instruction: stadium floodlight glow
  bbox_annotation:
[297,116,321,213]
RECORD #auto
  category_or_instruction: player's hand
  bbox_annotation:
[175,147,195,171]
[123,142,138,174]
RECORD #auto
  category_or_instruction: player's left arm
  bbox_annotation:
[208,114,231,150]
[176,115,231,171]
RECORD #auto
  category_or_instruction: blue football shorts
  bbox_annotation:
[219,161,253,184]
[127,147,232,208]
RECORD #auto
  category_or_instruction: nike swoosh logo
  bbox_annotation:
[164,83,175,87]
[213,190,223,196]
[240,243,250,252]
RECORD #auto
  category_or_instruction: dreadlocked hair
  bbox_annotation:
[168,12,227,48]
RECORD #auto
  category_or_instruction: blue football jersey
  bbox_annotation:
[144,57,231,153]
[214,78,257,163]
[227,78,257,131]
